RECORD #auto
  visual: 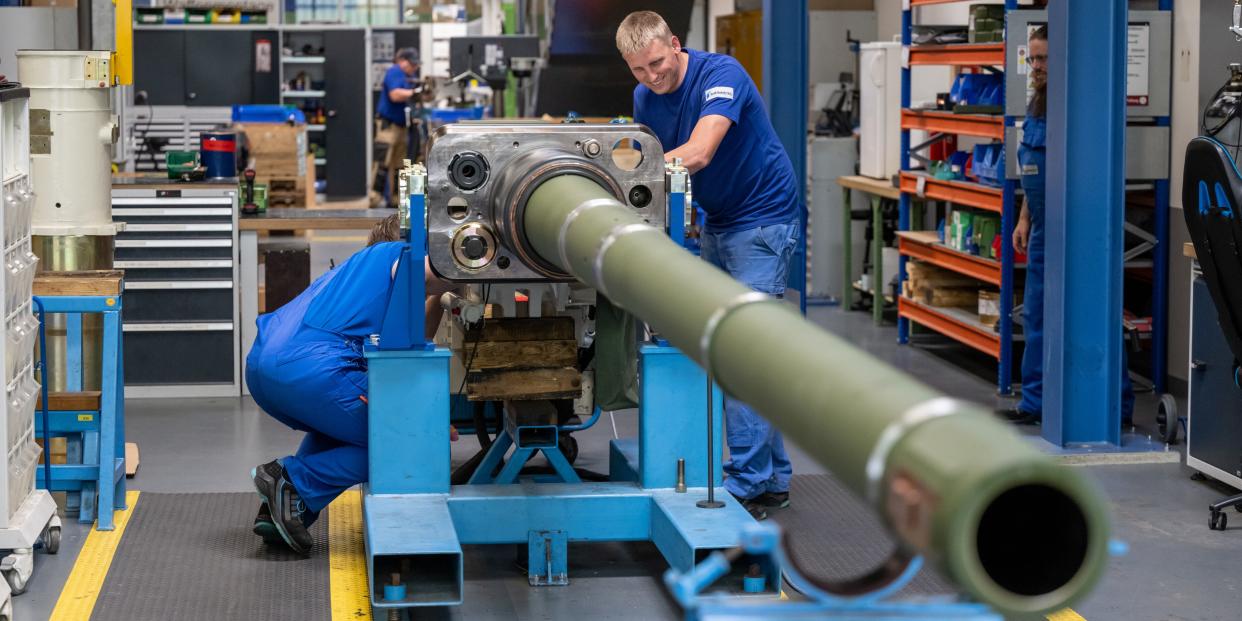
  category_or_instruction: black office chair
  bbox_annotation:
[1182,136,1242,530]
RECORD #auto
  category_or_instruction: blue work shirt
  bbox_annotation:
[633,48,801,234]
[377,65,415,126]
[1018,114,1047,221]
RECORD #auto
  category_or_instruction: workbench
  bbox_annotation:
[837,175,902,325]
[238,208,394,395]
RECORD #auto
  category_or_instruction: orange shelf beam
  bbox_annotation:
[899,172,1004,213]
[898,297,1001,359]
[902,110,1005,140]
[907,43,1005,67]
[898,231,1002,286]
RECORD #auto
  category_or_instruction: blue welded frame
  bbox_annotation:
[32,294,127,530]
[1043,1,1128,445]
[667,522,1001,621]
[361,181,756,613]
[762,0,809,314]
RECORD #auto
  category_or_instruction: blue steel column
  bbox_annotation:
[762,0,808,314]
[897,6,913,344]
[997,0,1018,395]
[1152,0,1172,394]
[1044,1,1127,445]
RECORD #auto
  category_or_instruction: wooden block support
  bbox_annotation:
[467,367,582,401]
[33,270,124,297]
[36,391,102,412]
[126,442,140,477]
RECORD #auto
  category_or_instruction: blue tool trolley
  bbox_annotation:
[31,273,127,531]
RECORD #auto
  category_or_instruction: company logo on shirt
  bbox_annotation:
[704,86,734,102]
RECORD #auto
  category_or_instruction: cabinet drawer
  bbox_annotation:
[123,327,235,385]
[116,239,234,261]
[123,283,233,322]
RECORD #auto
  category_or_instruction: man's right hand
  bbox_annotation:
[1013,214,1030,255]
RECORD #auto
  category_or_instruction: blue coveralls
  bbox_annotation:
[245,241,405,512]
[1017,115,1135,419]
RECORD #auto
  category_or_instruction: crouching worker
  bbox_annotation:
[246,215,451,554]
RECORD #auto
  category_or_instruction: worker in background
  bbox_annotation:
[247,215,452,554]
[616,11,803,521]
[1004,25,1134,426]
[371,48,421,209]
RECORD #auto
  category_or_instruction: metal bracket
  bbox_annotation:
[527,530,569,586]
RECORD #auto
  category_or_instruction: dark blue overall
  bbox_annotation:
[1018,115,1134,419]
[245,241,404,512]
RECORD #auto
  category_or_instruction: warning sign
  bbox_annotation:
[1127,24,1150,106]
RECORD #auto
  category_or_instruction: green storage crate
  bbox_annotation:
[971,5,1005,21]
[135,8,164,24]
[186,8,212,23]
[973,214,1001,258]
[165,151,200,179]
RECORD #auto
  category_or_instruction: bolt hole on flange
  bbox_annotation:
[628,185,652,208]
[610,138,643,171]
[449,151,490,191]
[447,197,469,221]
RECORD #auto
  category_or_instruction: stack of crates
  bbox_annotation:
[0,84,42,528]
[969,5,1005,43]
[234,122,311,207]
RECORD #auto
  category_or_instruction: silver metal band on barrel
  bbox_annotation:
[863,397,965,505]
[591,223,660,298]
[698,291,774,378]
[556,198,615,274]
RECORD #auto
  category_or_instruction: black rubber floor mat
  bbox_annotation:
[91,492,330,621]
[770,474,959,599]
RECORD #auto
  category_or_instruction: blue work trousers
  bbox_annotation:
[246,339,369,513]
[1018,183,1134,420]
[700,218,800,499]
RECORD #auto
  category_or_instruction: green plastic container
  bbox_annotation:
[165,150,200,179]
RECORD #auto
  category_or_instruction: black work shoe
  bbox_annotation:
[731,493,768,521]
[757,491,790,509]
[252,502,286,547]
[251,461,314,555]
[996,407,1040,425]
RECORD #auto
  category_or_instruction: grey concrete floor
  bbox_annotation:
[13,304,1242,621]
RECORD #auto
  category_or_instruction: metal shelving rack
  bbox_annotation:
[898,0,1017,393]
[897,0,1173,395]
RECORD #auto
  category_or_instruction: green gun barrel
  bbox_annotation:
[522,173,1110,618]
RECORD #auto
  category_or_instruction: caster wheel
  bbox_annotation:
[558,434,579,465]
[4,570,26,596]
[44,526,60,555]
[1157,394,1179,444]
[1192,472,1209,482]
[1210,510,1228,531]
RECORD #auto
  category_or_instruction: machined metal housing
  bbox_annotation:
[426,122,666,282]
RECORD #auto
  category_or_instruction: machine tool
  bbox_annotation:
[362,122,1110,619]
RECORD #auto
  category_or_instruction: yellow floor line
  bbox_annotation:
[328,489,372,621]
[49,490,141,621]
[1047,608,1088,621]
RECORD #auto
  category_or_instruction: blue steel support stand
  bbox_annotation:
[1152,0,1172,394]
[362,172,757,613]
[33,294,127,530]
[763,0,809,314]
[1044,1,1127,445]
[897,7,913,344]
[996,0,1018,396]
